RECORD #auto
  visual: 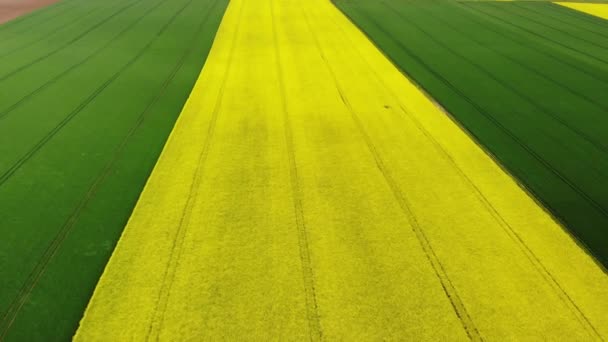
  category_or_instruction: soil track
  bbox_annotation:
[0,0,59,25]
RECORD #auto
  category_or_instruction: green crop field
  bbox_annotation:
[0,0,228,339]
[334,0,608,268]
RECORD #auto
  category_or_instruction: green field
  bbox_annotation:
[0,0,228,339]
[334,0,608,268]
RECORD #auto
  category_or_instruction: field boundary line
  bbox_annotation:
[0,0,165,121]
[270,0,323,340]
[302,1,482,340]
[0,1,219,338]
[384,0,608,158]
[142,0,239,339]
[451,1,608,84]
[461,3,608,67]
[550,3,608,28]
[404,1,608,119]
[371,3,603,336]
[334,1,605,337]
[506,2,608,49]
[353,5,608,231]
[0,0,144,82]
[333,0,608,276]
[457,2,608,81]
[336,4,601,337]
[514,2,608,39]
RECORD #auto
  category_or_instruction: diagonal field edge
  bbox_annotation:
[0,0,221,337]
[384,0,608,157]
[0,0,183,328]
[142,0,238,339]
[374,1,603,337]
[349,6,608,267]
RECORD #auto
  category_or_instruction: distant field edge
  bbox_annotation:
[0,0,62,26]
[556,2,608,19]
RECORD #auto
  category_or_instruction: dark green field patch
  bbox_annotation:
[0,0,228,340]
[334,0,608,267]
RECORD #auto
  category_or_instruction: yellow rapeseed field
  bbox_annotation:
[557,2,608,19]
[75,0,608,340]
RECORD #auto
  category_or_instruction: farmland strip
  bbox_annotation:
[77,0,317,338]
[356,3,603,333]
[142,0,236,339]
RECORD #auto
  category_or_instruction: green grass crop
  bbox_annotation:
[334,0,608,268]
[0,0,228,340]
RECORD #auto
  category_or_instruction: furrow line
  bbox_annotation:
[143,1,241,339]
[270,0,323,340]
[301,2,481,340]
